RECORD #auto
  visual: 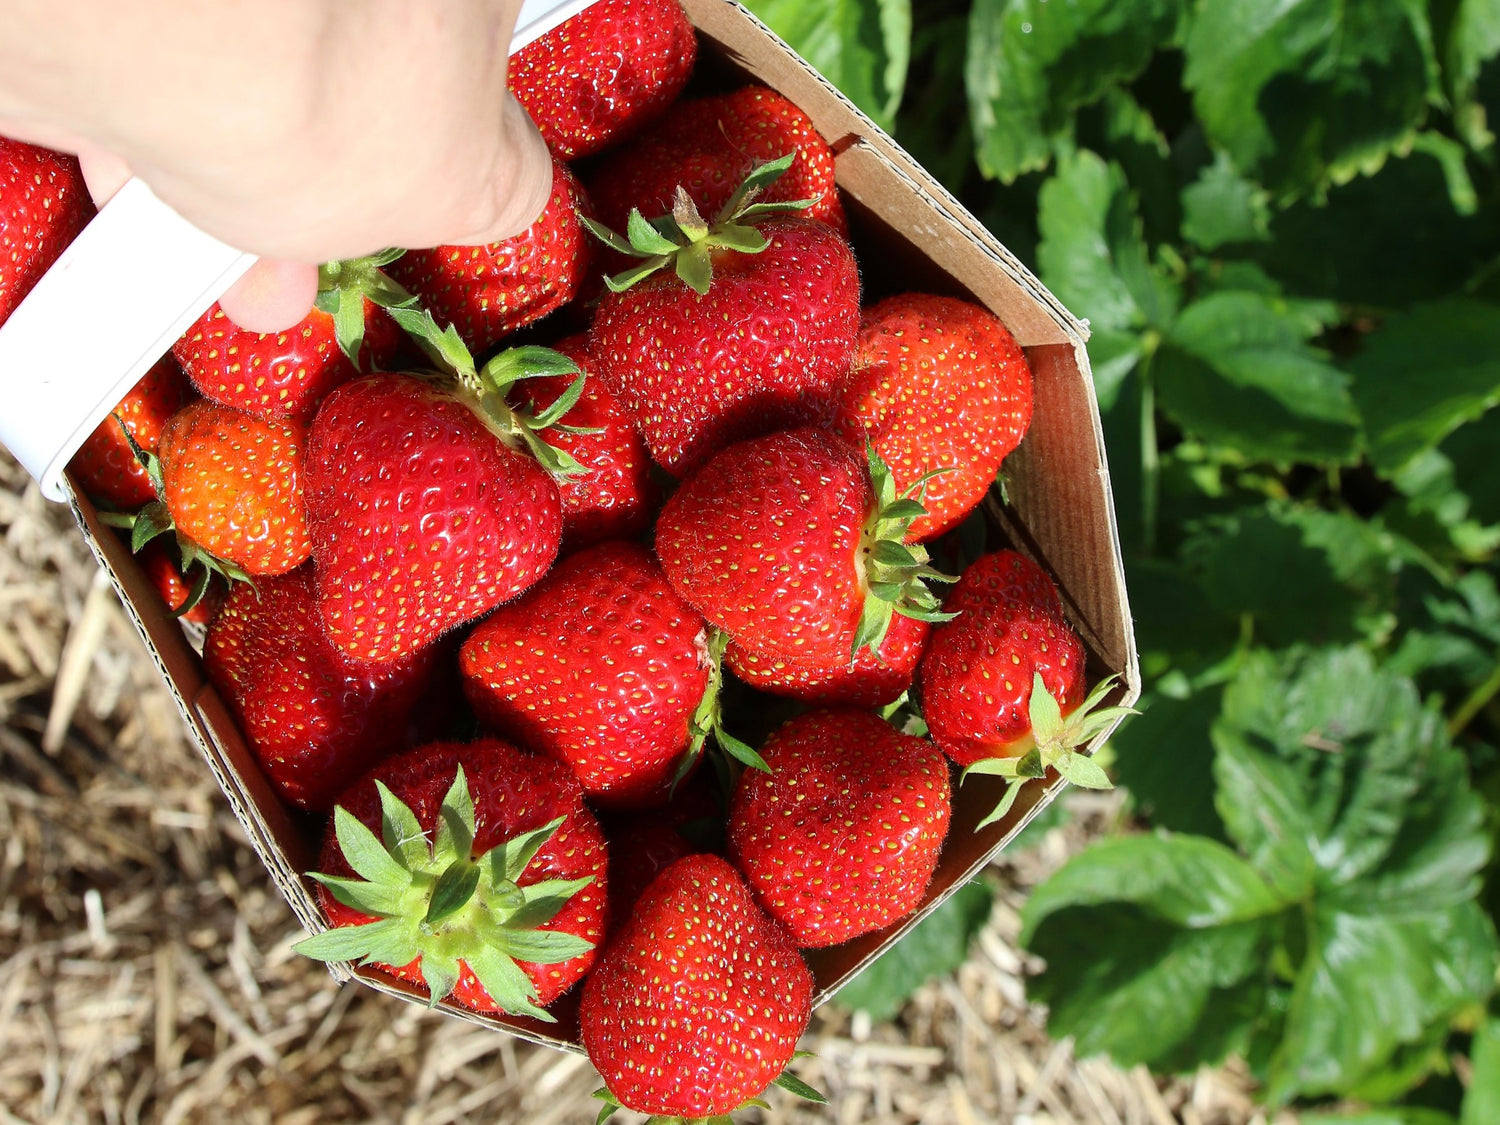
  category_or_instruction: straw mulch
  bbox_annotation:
[0,453,1286,1125]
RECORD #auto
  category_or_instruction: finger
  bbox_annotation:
[449,92,555,248]
[218,259,319,333]
[74,145,132,206]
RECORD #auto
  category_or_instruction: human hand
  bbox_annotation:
[0,0,553,331]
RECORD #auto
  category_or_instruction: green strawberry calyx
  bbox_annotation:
[673,628,770,794]
[97,421,251,615]
[293,766,596,1023]
[318,253,594,481]
[852,444,959,661]
[315,250,409,368]
[581,151,817,296]
[963,673,1138,830]
[591,1055,827,1124]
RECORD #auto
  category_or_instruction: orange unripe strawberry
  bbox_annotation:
[156,400,312,576]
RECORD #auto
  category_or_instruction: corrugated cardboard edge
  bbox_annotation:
[56,0,1142,1052]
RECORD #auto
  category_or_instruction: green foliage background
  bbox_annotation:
[742,0,1500,1116]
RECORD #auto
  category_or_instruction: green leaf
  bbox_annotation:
[1111,684,1228,840]
[626,209,681,256]
[1055,752,1111,790]
[1021,835,1281,1068]
[1252,145,1500,307]
[1350,299,1500,474]
[307,873,405,918]
[433,768,476,867]
[1036,151,1180,334]
[1268,901,1497,1103]
[377,781,429,870]
[293,917,403,964]
[835,880,994,1019]
[508,876,597,930]
[332,806,410,888]
[425,861,481,927]
[1183,0,1438,199]
[1180,151,1271,250]
[742,0,911,131]
[716,727,771,773]
[465,945,551,1022]
[771,1069,827,1104]
[1446,0,1500,150]
[964,0,1185,182]
[1463,1015,1500,1125]
[1155,290,1359,464]
[487,816,566,884]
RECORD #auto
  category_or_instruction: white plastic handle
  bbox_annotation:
[0,0,600,501]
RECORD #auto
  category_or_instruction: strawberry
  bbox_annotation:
[655,427,952,668]
[172,287,400,423]
[386,158,593,358]
[725,611,931,708]
[727,709,951,947]
[0,138,93,325]
[155,400,312,576]
[586,85,846,236]
[203,567,437,810]
[917,550,1132,826]
[69,356,193,510]
[830,294,1034,540]
[297,740,607,1020]
[459,541,714,807]
[580,854,814,1119]
[585,157,860,476]
[304,371,563,664]
[139,538,222,626]
[513,334,659,548]
[508,0,697,160]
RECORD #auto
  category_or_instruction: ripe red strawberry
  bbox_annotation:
[588,209,859,475]
[172,296,399,422]
[156,400,312,576]
[508,0,697,160]
[587,85,846,236]
[918,550,1130,826]
[830,294,1034,540]
[656,427,951,668]
[304,371,563,664]
[203,567,436,810]
[513,334,659,547]
[386,158,593,358]
[459,541,712,808]
[580,854,813,1118]
[139,538,222,626]
[0,138,93,325]
[298,740,607,1020]
[69,356,192,509]
[725,611,930,708]
[728,709,951,947]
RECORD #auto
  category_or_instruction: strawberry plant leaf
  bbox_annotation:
[292,917,403,964]
[1037,150,1180,334]
[425,861,481,926]
[836,880,994,1019]
[508,876,597,930]
[486,816,566,885]
[1446,0,1500,150]
[1462,1015,1500,1125]
[964,0,1186,182]
[716,727,771,774]
[486,926,595,965]
[1180,151,1271,250]
[1349,299,1500,474]
[1183,0,1438,200]
[433,768,475,867]
[1021,833,1283,1068]
[1154,290,1359,464]
[306,873,405,918]
[742,0,911,131]
[464,945,551,1022]
[376,781,429,870]
[626,208,681,257]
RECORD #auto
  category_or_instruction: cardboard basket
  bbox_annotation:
[59,0,1139,1053]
